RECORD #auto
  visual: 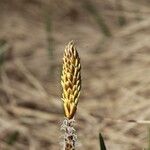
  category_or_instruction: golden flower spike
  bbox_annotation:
[61,41,81,119]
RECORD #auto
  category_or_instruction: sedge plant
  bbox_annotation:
[61,41,81,150]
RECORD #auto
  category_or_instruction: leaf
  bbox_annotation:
[6,131,19,145]
[0,39,7,66]
[99,133,107,150]
[82,0,111,37]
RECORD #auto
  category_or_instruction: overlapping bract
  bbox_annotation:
[61,41,81,119]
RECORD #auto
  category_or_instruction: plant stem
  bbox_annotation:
[61,118,77,150]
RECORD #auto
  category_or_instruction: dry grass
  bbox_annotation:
[0,0,150,150]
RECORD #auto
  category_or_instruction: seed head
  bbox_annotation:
[61,41,81,119]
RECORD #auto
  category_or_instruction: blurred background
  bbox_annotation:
[0,0,150,149]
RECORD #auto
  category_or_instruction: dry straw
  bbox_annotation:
[61,41,81,150]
